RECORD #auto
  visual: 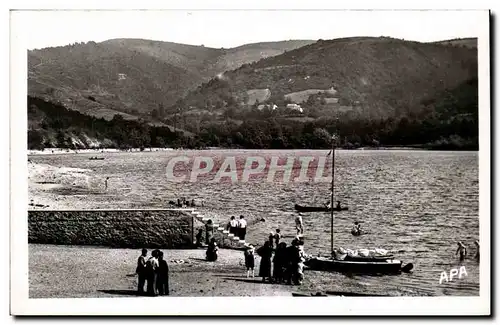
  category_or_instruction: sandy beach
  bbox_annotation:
[27,150,479,297]
[29,244,413,298]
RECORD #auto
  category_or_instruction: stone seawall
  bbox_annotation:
[28,209,198,248]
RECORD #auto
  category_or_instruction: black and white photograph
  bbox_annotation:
[9,4,491,316]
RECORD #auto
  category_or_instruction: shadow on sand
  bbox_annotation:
[98,289,146,296]
[220,277,275,284]
[189,257,208,262]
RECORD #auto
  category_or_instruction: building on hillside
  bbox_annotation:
[286,103,304,113]
[257,104,278,111]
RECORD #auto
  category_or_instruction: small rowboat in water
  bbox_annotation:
[89,157,105,160]
[294,204,348,213]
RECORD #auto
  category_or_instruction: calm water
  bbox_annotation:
[30,149,480,296]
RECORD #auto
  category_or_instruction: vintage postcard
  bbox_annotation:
[10,4,491,316]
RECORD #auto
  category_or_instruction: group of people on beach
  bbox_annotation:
[244,231,307,285]
[456,240,480,261]
[170,198,203,208]
[136,248,169,296]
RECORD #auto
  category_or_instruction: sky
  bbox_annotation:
[14,10,486,50]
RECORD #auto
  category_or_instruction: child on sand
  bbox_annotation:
[244,245,255,278]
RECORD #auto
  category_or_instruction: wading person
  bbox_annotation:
[257,241,273,283]
[104,177,110,191]
[474,240,480,261]
[351,221,361,236]
[156,251,170,296]
[295,214,304,236]
[244,245,255,278]
[456,242,467,261]
[238,215,247,240]
[146,250,160,296]
[136,248,148,294]
[206,238,219,261]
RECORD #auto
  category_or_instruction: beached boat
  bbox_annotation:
[294,204,348,213]
[304,256,413,275]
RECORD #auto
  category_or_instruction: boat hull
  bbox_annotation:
[304,257,403,275]
[294,204,348,213]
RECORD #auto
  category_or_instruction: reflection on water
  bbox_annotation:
[30,149,479,296]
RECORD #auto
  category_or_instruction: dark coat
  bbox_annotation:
[257,245,273,277]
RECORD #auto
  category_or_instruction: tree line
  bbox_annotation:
[28,79,478,151]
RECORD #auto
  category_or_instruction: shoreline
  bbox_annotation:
[27,147,478,156]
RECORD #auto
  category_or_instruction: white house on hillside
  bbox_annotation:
[286,103,303,113]
[257,104,278,111]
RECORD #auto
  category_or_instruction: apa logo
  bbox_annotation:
[439,266,468,284]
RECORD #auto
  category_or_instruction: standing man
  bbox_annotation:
[146,250,160,296]
[238,215,247,240]
[136,248,148,294]
[205,220,214,245]
[156,251,170,296]
[295,214,304,236]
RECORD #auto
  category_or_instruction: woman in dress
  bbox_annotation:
[257,241,273,282]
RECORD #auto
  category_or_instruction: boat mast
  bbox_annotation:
[330,135,335,256]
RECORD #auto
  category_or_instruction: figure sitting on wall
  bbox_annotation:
[206,238,219,261]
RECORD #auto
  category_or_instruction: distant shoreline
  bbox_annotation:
[27,146,478,156]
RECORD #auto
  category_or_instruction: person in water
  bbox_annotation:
[456,242,467,261]
[336,201,342,209]
[105,177,110,191]
[474,240,480,261]
[351,221,361,236]
[295,214,304,236]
